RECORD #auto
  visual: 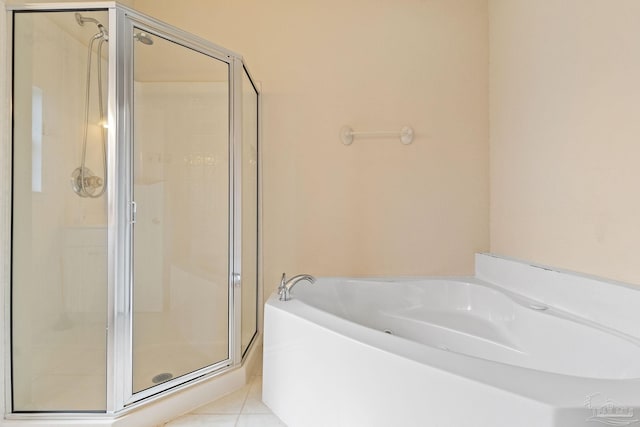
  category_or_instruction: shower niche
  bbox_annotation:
[8,2,260,421]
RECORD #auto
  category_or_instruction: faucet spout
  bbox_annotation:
[278,273,316,301]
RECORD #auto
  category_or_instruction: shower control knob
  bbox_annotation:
[71,166,104,197]
[85,176,103,187]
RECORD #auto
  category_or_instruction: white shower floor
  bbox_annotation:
[14,310,228,411]
[133,311,229,392]
[13,314,106,411]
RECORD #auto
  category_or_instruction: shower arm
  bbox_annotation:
[75,13,108,39]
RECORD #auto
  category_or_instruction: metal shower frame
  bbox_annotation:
[3,0,262,421]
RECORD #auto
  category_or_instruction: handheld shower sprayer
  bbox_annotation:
[71,13,108,198]
[70,13,153,199]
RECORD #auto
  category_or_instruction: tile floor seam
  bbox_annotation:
[240,374,259,415]
[235,379,253,427]
[237,385,251,415]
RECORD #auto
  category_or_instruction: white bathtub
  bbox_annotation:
[263,254,640,427]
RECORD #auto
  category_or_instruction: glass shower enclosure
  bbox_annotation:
[8,1,259,418]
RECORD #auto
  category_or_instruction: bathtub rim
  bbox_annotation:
[290,275,640,350]
[476,253,640,339]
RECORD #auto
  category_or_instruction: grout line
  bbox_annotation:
[236,376,261,425]
[238,377,254,415]
[232,379,252,427]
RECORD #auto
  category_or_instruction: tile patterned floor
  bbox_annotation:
[164,375,287,427]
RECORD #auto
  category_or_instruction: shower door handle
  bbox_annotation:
[232,273,241,287]
[130,201,137,224]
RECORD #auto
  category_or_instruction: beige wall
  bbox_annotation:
[132,0,490,292]
[6,0,637,321]
[490,0,640,285]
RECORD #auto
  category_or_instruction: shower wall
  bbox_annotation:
[11,11,109,411]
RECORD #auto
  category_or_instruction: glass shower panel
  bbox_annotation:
[11,10,109,411]
[240,69,258,356]
[132,29,230,393]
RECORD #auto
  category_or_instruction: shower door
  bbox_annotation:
[130,24,231,397]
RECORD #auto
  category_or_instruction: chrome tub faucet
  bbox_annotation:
[278,273,316,301]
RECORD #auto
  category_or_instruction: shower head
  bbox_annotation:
[134,32,154,45]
